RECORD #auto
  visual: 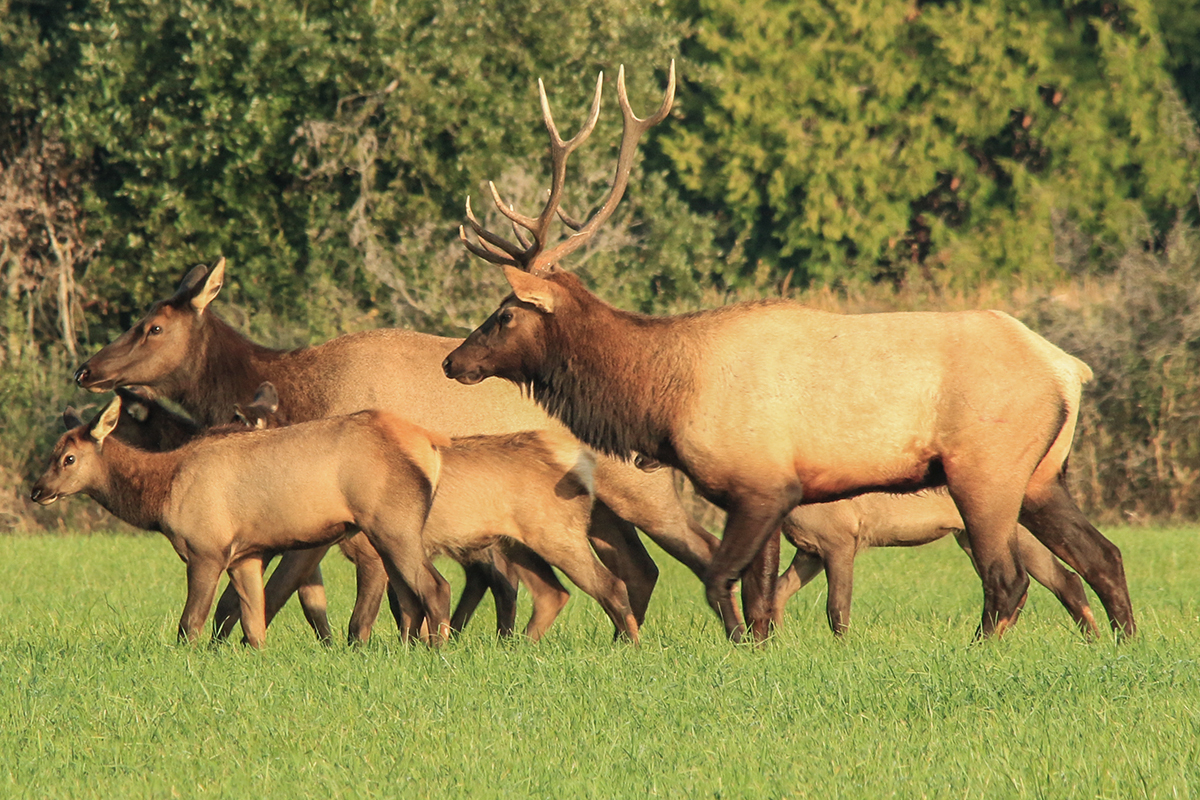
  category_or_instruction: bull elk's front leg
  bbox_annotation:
[706,491,798,643]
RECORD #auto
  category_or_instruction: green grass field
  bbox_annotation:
[1,527,1197,798]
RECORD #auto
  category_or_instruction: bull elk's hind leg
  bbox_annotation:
[1019,476,1134,638]
[946,479,1030,638]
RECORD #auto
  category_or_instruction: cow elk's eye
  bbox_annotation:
[498,309,514,326]
[63,454,76,467]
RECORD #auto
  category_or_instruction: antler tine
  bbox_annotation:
[476,73,603,273]
[530,60,676,272]
[556,204,584,231]
[465,196,528,261]
[459,225,520,268]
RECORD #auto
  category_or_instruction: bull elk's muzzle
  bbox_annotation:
[442,354,484,386]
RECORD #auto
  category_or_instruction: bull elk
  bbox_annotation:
[442,61,1135,642]
[30,396,450,648]
[773,490,1098,636]
[73,261,737,641]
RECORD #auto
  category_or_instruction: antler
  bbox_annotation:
[460,61,676,276]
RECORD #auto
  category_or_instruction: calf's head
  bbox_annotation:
[30,398,122,505]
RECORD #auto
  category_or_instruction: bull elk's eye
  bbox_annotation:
[63,454,76,467]
[498,309,514,326]
[148,325,163,336]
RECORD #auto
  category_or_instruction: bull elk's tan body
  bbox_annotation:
[74,261,731,641]
[775,491,1098,635]
[31,399,450,648]
[443,62,1134,642]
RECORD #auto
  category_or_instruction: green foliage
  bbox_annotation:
[1026,219,1200,520]
[664,0,1200,288]
[1,530,1198,797]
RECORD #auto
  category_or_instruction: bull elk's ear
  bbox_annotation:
[251,381,279,413]
[90,396,122,447]
[503,266,558,314]
[189,257,226,314]
[63,407,85,431]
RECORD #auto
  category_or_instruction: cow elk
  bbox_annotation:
[443,61,1134,643]
[73,259,734,640]
[773,490,1098,636]
[30,396,450,648]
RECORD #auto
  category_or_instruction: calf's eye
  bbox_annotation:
[63,454,76,466]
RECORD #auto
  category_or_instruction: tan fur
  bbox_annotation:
[423,429,638,641]
[31,399,449,648]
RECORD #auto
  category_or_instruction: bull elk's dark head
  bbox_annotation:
[443,63,674,387]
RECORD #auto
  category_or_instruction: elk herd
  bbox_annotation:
[30,62,1136,649]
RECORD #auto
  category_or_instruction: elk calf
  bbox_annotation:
[219,392,636,642]
[31,397,450,648]
[773,491,1098,636]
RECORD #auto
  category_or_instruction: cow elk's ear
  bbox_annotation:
[251,381,279,413]
[189,256,226,314]
[504,266,558,314]
[114,387,150,421]
[90,396,123,447]
[63,407,85,431]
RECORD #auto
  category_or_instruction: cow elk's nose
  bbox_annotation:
[74,366,90,386]
[29,487,42,502]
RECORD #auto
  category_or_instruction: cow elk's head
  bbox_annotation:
[30,396,123,505]
[443,62,675,386]
[74,257,226,393]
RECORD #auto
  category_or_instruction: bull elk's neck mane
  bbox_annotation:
[87,439,179,532]
[186,313,292,427]
[526,273,695,464]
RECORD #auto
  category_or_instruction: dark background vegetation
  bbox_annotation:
[2,0,1199,527]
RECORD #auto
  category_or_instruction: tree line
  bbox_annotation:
[2,0,1199,526]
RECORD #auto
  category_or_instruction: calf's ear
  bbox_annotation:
[63,407,85,430]
[90,396,123,447]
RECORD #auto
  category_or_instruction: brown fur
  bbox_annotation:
[444,268,1134,642]
[75,260,726,639]
[773,490,1098,636]
[31,398,449,648]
